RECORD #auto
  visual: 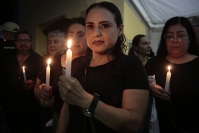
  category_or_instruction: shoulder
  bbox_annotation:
[119,54,141,63]
[31,50,43,59]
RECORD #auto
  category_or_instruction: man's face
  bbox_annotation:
[15,33,32,55]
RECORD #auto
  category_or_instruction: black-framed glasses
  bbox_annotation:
[16,39,31,44]
[164,32,188,42]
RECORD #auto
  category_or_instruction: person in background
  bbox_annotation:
[57,1,149,133]
[145,16,199,133]
[61,17,88,65]
[188,16,199,53]
[0,22,20,133]
[34,17,88,133]
[0,22,19,57]
[47,30,65,57]
[34,30,66,133]
[1,30,43,133]
[128,34,152,65]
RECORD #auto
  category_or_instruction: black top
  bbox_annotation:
[145,57,199,133]
[0,39,16,57]
[67,54,150,133]
[1,50,43,115]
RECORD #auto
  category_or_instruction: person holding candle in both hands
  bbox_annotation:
[145,17,199,133]
[57,2,149,133]
[34,30,66,133]
[34,17,88,133]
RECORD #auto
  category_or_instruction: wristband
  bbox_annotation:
[82,93,99,117]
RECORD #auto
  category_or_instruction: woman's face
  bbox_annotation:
[134,37,150,56]
[165,24,190,58]
[48,36,64,56]
[67,23,88,56]
[85,7,123,55]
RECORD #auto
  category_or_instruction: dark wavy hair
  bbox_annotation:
[85,1,127,58]
[66,17,92,55]
[128,34,146,56]
[66,17,85,33]
[157,16,198,57]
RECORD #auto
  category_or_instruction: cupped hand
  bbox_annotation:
[150,84,170,100]
[37,84,53,107]
[58,76,91,109]
[23,80,34,91]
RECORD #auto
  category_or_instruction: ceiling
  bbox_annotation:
[125,0,199,29]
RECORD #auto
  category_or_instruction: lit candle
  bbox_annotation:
[65,39,72,77]
[22,66,26,82]
[164,66,171,92]
[46,58,51,88]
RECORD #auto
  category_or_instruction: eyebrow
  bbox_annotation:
[166,30,186,34]
[86,21,111,25]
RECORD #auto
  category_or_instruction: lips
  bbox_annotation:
[93,40,104,45]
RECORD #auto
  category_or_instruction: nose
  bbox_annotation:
[73,36,79,43]
[21,40,26,44]
[92,27,102,37]
[172,36,180,42]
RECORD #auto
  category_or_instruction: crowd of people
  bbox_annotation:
[0,1,199,133]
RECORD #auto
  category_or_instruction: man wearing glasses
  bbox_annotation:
[0,31,43,133]
[188,16,199,53]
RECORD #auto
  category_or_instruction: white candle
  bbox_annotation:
[22,66,26,82]
[46,58,51,88]
[65,39,72,77]
[164,66,171,92]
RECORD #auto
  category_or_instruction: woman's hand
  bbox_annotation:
[37,84,54,107]
[58,76,92,109]
[150,84,170,100]
[23,80,34,91]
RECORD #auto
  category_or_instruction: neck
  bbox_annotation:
[17,53,30,66]
[166,53,197,64]
[72,53,86,60]
[90,53,114,67]
[137,53,148,65]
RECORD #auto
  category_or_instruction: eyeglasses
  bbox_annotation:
[164,33,188,42]
[192,25,199,28]
[16,39,31,44]
[67,33,85,41]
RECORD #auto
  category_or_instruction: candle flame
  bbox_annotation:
[67,39,72,49]
[22,66,25,70]
[47,58,51,65]
[168,66,171,71]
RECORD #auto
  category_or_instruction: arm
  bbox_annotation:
[59,76,149,133]
[94,89,149,133]
[56,102,69,133]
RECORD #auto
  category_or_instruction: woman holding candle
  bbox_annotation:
[145,17,199,133]
[57,2,149,133]
[34,17,88,133]
[34,30,66,133]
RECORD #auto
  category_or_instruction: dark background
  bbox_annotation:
[0,0,19,25]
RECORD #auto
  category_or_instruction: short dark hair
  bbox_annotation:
[85,1,127,57]
[157,16,198,57]
[15,30,32,40]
